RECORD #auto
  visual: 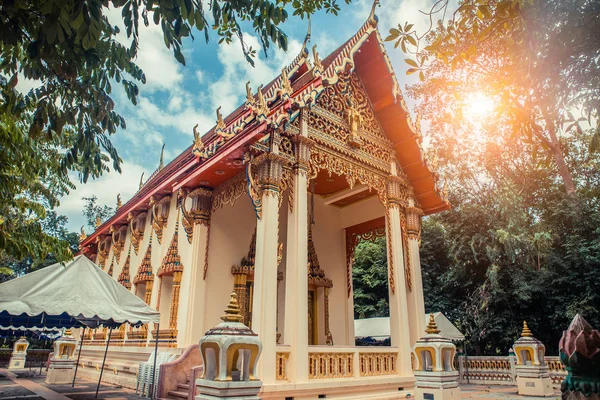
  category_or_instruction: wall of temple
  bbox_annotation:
[203,194,256,335]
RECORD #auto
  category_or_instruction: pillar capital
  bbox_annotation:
[254,152,288,193]
[180,187,213,243]
[387,175,409,208]
[292,135,314,174]
[405,206,423,240]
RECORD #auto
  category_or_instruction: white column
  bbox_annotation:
[386,174,413,377]
[252,152,287,384]
[179,188,213,347]
[406,204,426,343]
[283,121,312,382]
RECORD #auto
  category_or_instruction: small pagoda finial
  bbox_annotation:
[221,292,244,323]
[65,328,72,336]
[522,321,533,337]
[368,0,380,27]
[116,194,122,210]
[79,226,86,241]
[158,143,165,170]
[139,172,145,190]
[192,124,204,156]
[425,313,440,335]
[95,216,102,228]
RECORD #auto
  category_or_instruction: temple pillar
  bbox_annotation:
[406,203,426,345]
[386,172,413,377]
[179,188,213,346]
[252,151,287,384]
[283,115,312,383]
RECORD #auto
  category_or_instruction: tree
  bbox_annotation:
[352,238,389,319]
[386,0,600,195]
[0,210,79,282]
[82,196,114,232]
[0,0,350,262]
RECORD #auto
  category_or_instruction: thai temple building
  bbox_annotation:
[77,3,449,398]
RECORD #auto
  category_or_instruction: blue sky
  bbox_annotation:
[51,0,436,232]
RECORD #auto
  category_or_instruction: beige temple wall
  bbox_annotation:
[203,193,256,333]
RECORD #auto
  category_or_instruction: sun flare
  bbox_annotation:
[463,92,495,122]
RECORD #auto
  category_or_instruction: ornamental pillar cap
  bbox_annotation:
[221,292,244,323]
[425,313,441,335]
[521,320,533,338]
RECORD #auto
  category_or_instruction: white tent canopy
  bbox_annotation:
[354,312,465,341]
[0,255,159,329]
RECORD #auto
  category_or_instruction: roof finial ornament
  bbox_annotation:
[139,172,145,190]
[245,81,255,107]
[522,321,533,337]
[221,292,244,323]
[216,106,225,130]
[158,143,165,170]
[116,194,122,210]
[256,85,269,116]
[95,216,102,228]
[280,68,293,97]
[215,106,232,139]
[368,0,380,27]
[312,45,323,75]
[79,226,86,242]
[192,124,204,156]
[425,313,441,335]
[301,17,311,56]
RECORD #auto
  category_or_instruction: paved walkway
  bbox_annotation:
[461,384,560,400]
[0,369,140,399]
[0,370,562,400]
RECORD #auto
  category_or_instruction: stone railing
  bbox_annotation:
[308,351,354,379]
[359,350,398,377]
[457,355,566,386]
[546,356,567,385]
[276,346,291,381]
[305,346,399,380]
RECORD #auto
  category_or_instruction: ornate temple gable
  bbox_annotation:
[79,3,447,252]
[309,71,393,172]
[118,247,132,290]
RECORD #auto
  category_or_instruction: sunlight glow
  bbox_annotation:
[463,92,495,123]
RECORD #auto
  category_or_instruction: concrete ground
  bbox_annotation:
[0,369,561,400]
[0,369,141,399]
[461,384,561,400]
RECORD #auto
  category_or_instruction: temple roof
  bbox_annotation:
[80,7,448,251]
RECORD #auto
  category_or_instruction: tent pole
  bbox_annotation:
[96,327,112,398]
[72,326,86,387]
[151,323,159,400]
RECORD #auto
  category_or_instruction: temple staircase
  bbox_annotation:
[165,376,191,399]
[157,344,202,400]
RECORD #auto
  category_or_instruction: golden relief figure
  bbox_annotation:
[345,96,364,148]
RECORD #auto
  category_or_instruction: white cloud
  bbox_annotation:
[58,162,149,232]
[105,7,184,94]
[195,70,205,84]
